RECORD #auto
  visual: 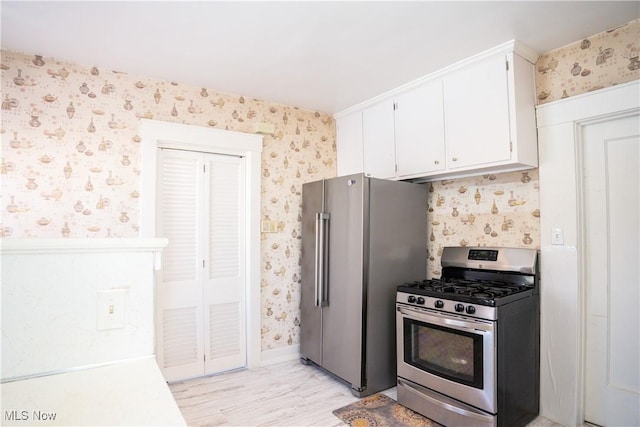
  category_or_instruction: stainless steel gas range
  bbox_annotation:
[396,246,540,427]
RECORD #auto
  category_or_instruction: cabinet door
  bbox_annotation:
[444,54,511,169]
[336,111,364,176]
[362,99,396,179]
[395,80,445,177]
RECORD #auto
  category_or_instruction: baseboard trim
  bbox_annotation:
[260,345,300,366]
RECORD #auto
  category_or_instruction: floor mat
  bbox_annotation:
[332,393,442,427]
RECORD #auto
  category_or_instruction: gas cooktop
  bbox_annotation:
[396,246,538,319]
[398,278,533,307]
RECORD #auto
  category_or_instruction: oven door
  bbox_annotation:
[396,304,496,414]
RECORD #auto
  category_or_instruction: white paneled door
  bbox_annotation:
[583,113,640,427]
[156,148,246,382]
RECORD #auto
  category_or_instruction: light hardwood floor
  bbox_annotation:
[170,360,562,427]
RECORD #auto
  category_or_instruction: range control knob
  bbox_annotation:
[434,300,444,309]
[466,305,476,315]
[455,303,465,312]
[408,296,417,303]
[417,297,425,305]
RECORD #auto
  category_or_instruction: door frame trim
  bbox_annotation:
[536,80,640,426]
[140,119,263,369]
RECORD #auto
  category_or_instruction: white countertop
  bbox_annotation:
[1,357,186,426]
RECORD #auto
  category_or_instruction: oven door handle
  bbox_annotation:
[398,306,493,333]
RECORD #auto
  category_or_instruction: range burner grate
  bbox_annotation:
[400,278,533,305]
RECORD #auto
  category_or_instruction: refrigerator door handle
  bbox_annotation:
[320,212,329,307]
[313,212,322,307]
[315,212,330,307]
[314,213,322,307]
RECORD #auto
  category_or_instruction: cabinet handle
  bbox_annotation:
[434,160,440,165]
[452,157,458,162]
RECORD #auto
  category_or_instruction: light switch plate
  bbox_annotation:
[96,289,126,330]
[551,228,564,245]
[261,220,281,233]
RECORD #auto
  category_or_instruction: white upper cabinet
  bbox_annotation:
[362,98,396,179]
[395,79,445,177]
[334,41,539,181]
[442,51,538,175]
[359,79,446,180]
[443,54,511,169]
[335,110,364,176]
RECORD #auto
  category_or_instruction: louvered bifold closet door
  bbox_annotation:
[156,149,247,382]
[203,154,247,373]
[156,149,205,382]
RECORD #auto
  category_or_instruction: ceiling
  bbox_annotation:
[2,1,638,115]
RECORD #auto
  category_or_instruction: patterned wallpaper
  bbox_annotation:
[2,17,638,353]
[426,170,539,278]
[0,50,336,352]
[536,18,639,104]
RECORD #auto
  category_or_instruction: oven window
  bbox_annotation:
[403,318,483,388]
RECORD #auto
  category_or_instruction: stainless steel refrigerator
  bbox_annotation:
[300,173,427,397]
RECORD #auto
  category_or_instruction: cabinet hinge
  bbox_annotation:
[510,141,513,152]
[203,259,205,268]
[506,60,509,71]
[203,164,206,173]
[395,164,398,173]
[393,102,398,111]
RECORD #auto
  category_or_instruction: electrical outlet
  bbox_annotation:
[96,289,126,330]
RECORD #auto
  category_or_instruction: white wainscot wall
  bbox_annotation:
[1,239,186,427]
[1,238,167,380]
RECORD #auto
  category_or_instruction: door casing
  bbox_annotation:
[536,81,640,426]
[139,119,262,370]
